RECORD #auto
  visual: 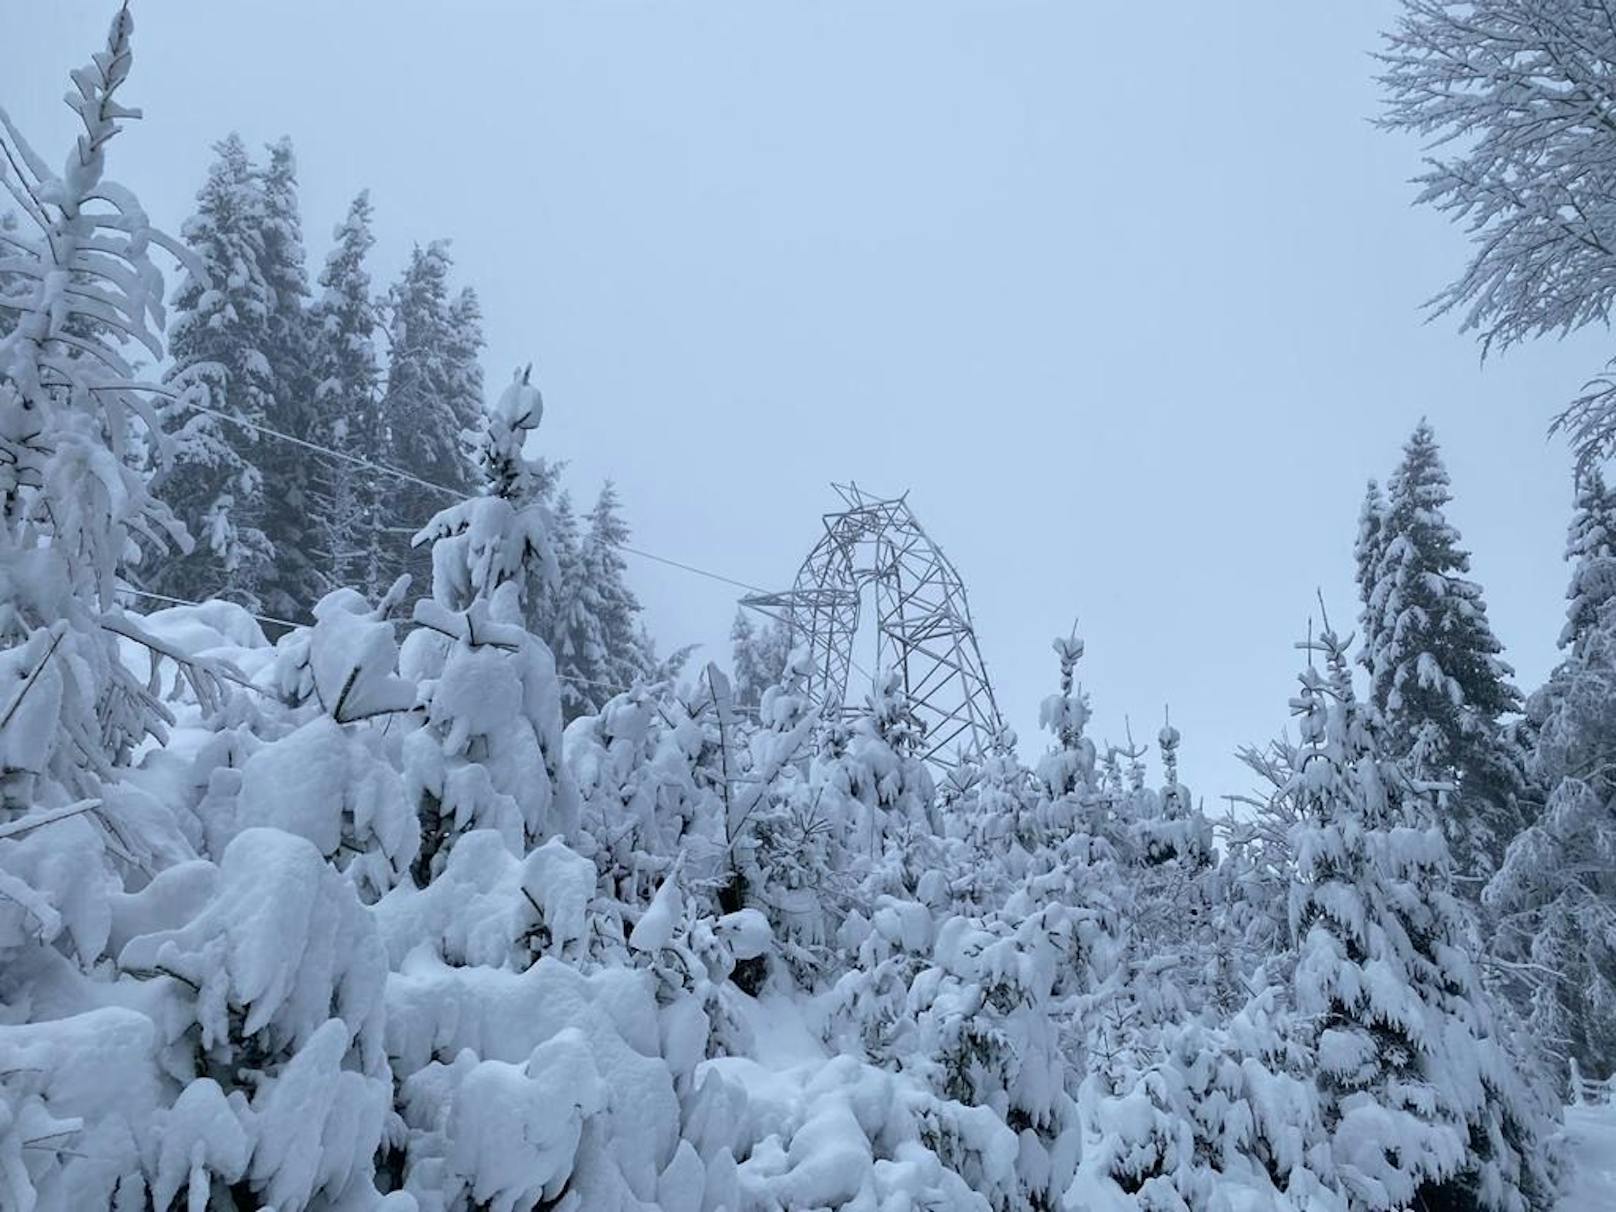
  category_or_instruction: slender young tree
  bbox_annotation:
[402,366,570,881]
[0,0,219,799]
[307,192,382,596]
[1365,421,1525,878]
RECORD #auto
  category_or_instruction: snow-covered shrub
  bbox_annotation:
[567,682,726,915]
[1071,1007,1343,1212]
[909,910,1083,1209]
[0,1008,165,1211]
[118,827,392,1209]
[386,948,735,1210]
[699,1049,1019,1211]
[374,828,598,970]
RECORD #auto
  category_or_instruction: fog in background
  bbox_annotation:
[6,0,1605,805]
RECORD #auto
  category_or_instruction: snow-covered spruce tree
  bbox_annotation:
[1377,1,1616,464]
[375,768,749,1210]
[1071,988,1347,1212]
[837,668,942,900]
[584,483,652,685]
[444,285,484,450]
[1035,631,1100,831]
[1487,529,1616,1084]
[819,674,945,1047]
[825,657,1099,1209]
[254,136,320,620]
[375,240,475,593]
[351,370,747,1210]
[378,741,741,1208]
[730,648,839,982]
[400,366,573,883]
[550,481,656,722]
[905,907,1083,1211]
[1354,478,1386,676]
[308,191,385,597]
[1109,716,1219,1039]
[535,487,577,666]
[151,133,276,610]
[1286,623,1555,1212]
[1558,467,1616,656]
[949,727,1039,912]
[1061,716,1217,1098]
[229,580,421,903]
[730,607,792,710]
[1364,420,1526,881]
[1068,717,1331,1210]
[1131,715,1212,871]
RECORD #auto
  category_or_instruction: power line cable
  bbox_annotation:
[619,545,767,595]
[120,587,309,631]
[92,381,775,599]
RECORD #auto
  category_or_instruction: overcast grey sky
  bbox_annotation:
[6,1,1607,806]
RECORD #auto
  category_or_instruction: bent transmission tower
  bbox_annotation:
[741,483,1003,767]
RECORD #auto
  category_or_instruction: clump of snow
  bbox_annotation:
[0,1008,163,1210]
[218,715,416,901]
[372,829,596,968]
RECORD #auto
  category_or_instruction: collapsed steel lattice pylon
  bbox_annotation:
[741,483,1003,767]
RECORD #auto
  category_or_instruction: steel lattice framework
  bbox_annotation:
[741,483,1003,767]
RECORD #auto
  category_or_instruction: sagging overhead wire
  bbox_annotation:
[89,381,773,599]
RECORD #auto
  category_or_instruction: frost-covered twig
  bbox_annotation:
[0,798,100,841]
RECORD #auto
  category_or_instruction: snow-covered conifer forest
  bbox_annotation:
[3,3,1616,1210]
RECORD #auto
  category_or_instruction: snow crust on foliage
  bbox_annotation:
[403,1029,603,1212]
[387,952,683,1207]
[119,827,385,1062]
[372,829,594,967]
[703,997,1018,1212]
[401,588,569,876]
[0,1008,162,1211]
[222,715,416,899]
